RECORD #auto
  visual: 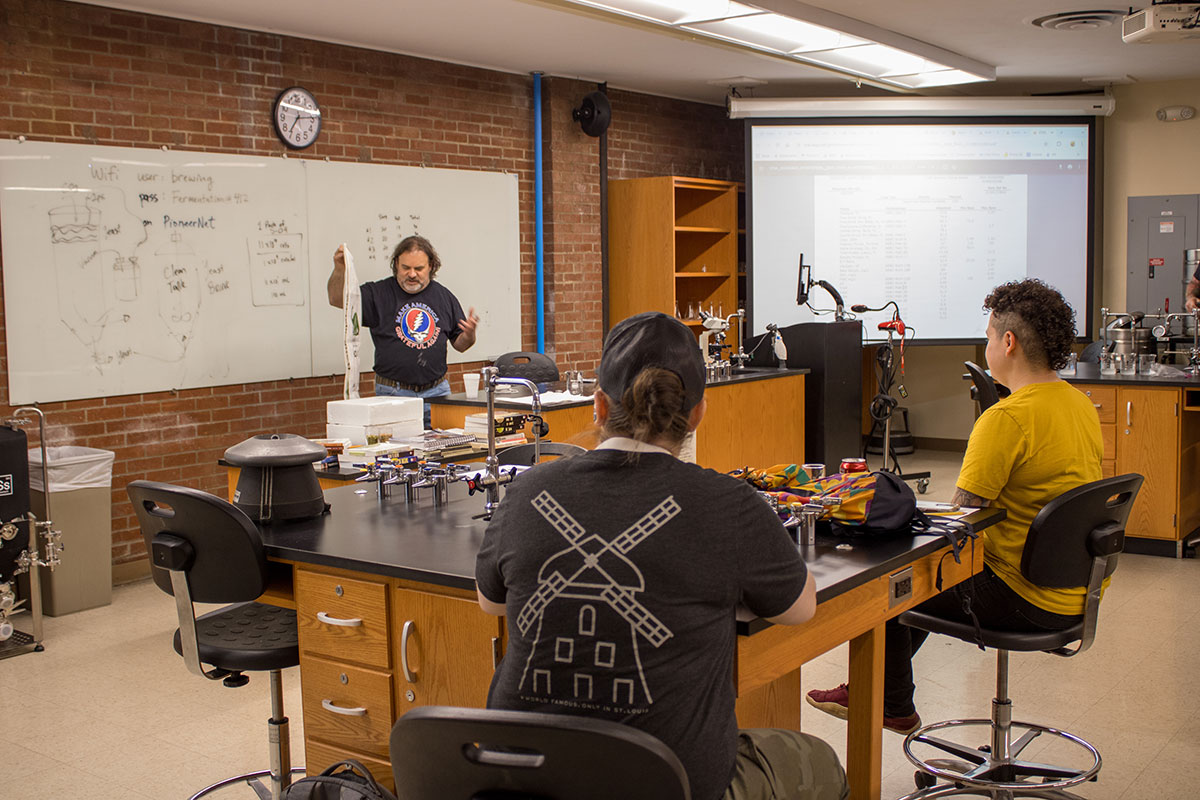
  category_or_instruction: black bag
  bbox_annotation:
[283,760,397,800]
[828,470,926,536]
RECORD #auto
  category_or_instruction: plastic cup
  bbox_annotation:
[1138,354,1156,375]
[1118,354,1137,376]
[802,463,826,480]
[1099,353,1117,375]
[1059,352,1077,376]
[463,372,481,399]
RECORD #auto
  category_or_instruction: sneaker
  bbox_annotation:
[884,711,922,736]
[806,683,850,720]
[805,684,922,735]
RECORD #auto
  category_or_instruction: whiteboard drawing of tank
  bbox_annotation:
[49,192,199,370]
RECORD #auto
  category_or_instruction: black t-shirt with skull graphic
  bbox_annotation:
[359,277,465,386]
[476,445,807,800]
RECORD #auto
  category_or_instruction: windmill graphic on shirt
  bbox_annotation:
[516,489,677,707]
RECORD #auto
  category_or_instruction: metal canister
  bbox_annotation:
[1110,327,1155,356]
[840,457,868,474]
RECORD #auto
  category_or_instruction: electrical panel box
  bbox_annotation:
[1127,194,1199,316]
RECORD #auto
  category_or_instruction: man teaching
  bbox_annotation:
[328,235,479,427]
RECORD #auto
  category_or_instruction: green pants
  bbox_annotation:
[723,729,849,800]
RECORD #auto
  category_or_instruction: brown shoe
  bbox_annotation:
[884,711,922,735]
[807,684,921,734]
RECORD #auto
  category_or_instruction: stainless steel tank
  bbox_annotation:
[1110,327,1155,355]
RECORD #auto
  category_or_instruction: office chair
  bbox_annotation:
[1079,341,1106,364]
[493,351,560,384]
[127,480,305,800]
[496,441,586,467]
[389,706,690,800]
[897,473,1143,799]
[962,361,1009,414]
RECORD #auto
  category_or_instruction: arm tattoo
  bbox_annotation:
[952,487,992,508]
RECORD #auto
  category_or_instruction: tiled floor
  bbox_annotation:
[2,449,1197,799]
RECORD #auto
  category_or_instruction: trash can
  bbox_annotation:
[23,446,115,616]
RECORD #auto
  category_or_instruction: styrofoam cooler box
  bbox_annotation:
[326,396,422,426]
[327,419,424,446]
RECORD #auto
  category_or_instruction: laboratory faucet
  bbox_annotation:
[476,367,542,518]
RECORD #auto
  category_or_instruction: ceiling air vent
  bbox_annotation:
[1031,10,1126,31]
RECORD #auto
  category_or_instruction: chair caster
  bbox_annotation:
[914,770,937,789]
[916,478,929,494]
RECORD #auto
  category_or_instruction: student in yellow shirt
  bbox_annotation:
[807,279,1102,734]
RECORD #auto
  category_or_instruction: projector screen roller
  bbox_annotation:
[748,118,1095,343]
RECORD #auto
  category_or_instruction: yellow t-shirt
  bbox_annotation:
[957,380,1103,616]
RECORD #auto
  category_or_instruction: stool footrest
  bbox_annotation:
[903,718,1100,794]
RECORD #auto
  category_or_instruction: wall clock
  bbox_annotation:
[272,87,321,149]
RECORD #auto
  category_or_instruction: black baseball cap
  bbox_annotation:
[598,312,705,412]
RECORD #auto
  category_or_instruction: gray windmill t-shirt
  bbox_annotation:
[475,442,807,800]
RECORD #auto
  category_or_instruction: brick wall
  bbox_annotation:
[0,0,743,574]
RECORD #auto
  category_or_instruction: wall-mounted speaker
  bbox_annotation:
[572,91,611,137]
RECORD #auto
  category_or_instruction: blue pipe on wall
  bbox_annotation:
[533,72,545,353]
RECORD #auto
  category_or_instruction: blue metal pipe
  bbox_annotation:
[533,72,545,353]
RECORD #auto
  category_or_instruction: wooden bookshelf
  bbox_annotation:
[608,176,740,350]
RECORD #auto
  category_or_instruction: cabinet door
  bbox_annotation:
[1116,387,1179,539]
[393,588,502,712]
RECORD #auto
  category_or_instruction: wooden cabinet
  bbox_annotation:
[1116,387,1180,540]
[294,565,503,789]
[608,176,740,349]
[392,587,501,710]
[1073,383,1200,542]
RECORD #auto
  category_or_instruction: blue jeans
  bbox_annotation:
[375,378,450,429]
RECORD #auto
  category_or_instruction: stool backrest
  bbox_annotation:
[963,361,1001,413]
[494,351,560,384]
[127,480,268,604]
[389,706,690,800]
[1020,473,1143,589]
[496,441,586,467]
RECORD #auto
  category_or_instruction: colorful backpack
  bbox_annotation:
[737,464,924,536]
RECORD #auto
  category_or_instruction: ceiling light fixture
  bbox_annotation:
[559,0,995,89]
[726,95,1117,118]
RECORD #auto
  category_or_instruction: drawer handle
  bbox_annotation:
[1093,403,1102,409]
[317,611,363,627]
[401,620,417,683]
[1127,401,1132,427]
[321,699,367,716]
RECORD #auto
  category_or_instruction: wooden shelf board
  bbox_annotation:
[675,271,730,277]
[675,225,731,234]
[673,179,734,192]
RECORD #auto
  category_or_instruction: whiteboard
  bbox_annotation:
[305,159,521,376]
[0,140,521,404]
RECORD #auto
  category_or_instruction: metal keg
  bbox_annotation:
[1110,327,1155,356]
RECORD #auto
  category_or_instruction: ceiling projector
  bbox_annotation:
[1122,3,1200,43]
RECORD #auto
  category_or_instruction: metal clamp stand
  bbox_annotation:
[869,330,930,494]
[0,407,59,659]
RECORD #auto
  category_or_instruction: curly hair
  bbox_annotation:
[390,235,442,278]
[983,279,1077,371]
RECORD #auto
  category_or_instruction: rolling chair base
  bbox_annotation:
[899,717,1100,800]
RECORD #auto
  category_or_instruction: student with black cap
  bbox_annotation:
[475,312,848,800]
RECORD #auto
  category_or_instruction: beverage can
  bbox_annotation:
[840,457,868,474]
